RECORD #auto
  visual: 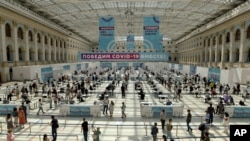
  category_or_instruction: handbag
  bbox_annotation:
[92,134,97,139]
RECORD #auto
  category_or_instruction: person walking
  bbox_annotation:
[199,119,210,141]
[186,109,193,132]
[37,99,46,115]
[50,115,59,141]
[151,122,159,141]
[207,104,215,125]
[12,107,18,128]
[121,102,126,118]
[7,129,14,141]
[6,113,14,131]
[81,118,88,141]
[109,101,115,118]
[92,126,101,141]
[166,118,173,139]
[222,112,230,134]
[103,97,109,115]
[160,109,166,131]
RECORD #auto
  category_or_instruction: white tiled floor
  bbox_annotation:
[0,80,249,141]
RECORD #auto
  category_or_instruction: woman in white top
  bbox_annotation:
[222,112,230,133]
[109,101,115,118]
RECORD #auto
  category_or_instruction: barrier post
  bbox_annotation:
[29,122,31,134]
[0,122,2,133]
[116,125,119,138]
[144,124,148,137]
[39,134,41,141]
[176,125,178,137]
[76,135,78,141]
[64,119,66,127]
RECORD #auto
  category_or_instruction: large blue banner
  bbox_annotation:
[76,64,81,71]
[100,62,112,69]
[127,34,134,51]
[208,68,221,83]
[41,67,53,82]
[99,17,115,51]
[143,16,162,51]
[189,65,197,75]
[63,65,70,70]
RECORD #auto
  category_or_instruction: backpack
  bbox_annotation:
[198,123,205,131]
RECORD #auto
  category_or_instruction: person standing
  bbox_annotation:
[222,112,230,134]
[21,102,27,123]
[6,113,14,131]
[92,126,101,141]
[103,97,109,115]
[37,99,45,115]
[121,84,126,98]
[18,107,26,128]
[50,115,59,141]
[151,122,158,141]
[121,102,126,118]
[7,129,14,141]
[207,104,215,125]
[166,118,173,139]
[81,118,88,141]
[109,101,115,118]
[186,109,193,132]
[160,109,166,131]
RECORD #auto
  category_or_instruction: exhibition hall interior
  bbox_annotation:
[1,0,250,141]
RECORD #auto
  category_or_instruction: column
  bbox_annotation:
[221,31,226,62]
[0,17,7,62]
[214,33,219,62]
[239,22,246,63]
[54,39,57,61]
[13,21,18,62]
[204,38,207,62]
[34,29,38,61]
[48,35,51,62]
[24,25,29,62]
[209,36,212,64]
[229,27,234,63]
[41,32,45,61]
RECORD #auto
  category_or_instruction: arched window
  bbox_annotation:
[28,31,33,41]
[51,38,53,46]
[208,38,210,46]
[37,33,41,43]
[60,40,62,47]
[44,36,48,44]
[226,32,230,43]
[5,23,11,37]
[56,40,58,47]
[17,27,23,39]
[18,48,22,61]
[247,26,250,39]
[213,36,216,45]
[7,46,11,61]
[219,34,222,44]
[235,29,240,41]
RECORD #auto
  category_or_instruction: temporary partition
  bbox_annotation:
[59,104,101,117]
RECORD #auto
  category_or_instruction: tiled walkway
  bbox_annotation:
[0,80,249,141]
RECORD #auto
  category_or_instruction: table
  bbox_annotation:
[158,95,168,103]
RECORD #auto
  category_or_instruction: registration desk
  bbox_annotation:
[59,104,101,117]
[225,106,250,118]
[0,104,21,115]
[140,104,184,118]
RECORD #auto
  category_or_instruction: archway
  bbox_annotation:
[6,45,14,62]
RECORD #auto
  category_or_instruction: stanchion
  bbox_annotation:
[39,134,41,141]
[176,125,178,137]
[144,124,148,137]
[29,122,31,134]
[116,125,119,138]
[0,122,2,133]
[64,119,66,127]
[76,135,79,141]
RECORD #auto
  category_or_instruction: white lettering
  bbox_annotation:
[234,129,247,136]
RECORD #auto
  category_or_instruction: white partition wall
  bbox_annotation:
[196,66,208,78]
